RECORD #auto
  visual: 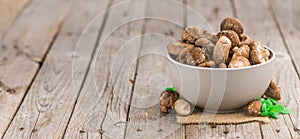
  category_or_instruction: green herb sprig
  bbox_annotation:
[165,87,177,92]
[259,97,291,119]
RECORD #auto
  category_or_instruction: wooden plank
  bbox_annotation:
[0,0,31,39]
[233,0,300,138]
[1,0,73,62]
[63,0,147,138]
[186,0,233,32]
[186,124,228,139]
[271,0,300,75]
[124,0,186,138]
[0,0,73,138]
[271,0,300,133]
[225,123,261,138]
[2,0,110,138]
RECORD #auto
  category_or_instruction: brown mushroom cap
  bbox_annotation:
[216,30,240,47]
[181,26,202,44]
[239,34,252,46]
[249,41,270,64]
[220,17,244,35]
[218,63,227,68]
[189,47,207,65]
[247,100,262,116]
[195,38,214,47]
[176,48,196,66]
[195,38,215,55]
[264,80,282,100]
[213,36,232,64]
[160,90,180,114]
[232,45,250,59]
[198,60,216,68]
[174,99,191,116]
[167,41,194,56]
[228,56,251,68]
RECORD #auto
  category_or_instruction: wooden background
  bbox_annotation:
[0,0,299,138]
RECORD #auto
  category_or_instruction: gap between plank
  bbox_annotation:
[27,23,63,138]
[123,1,149,139]
[0,0,34,40]
[259,123,265,139]
[60,0,115,138]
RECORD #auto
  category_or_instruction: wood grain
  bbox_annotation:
[0,0,73,138]
[2,0,110,138]
[124,0,186,138]
[1,0,73,62]
[186,0,233,32]
[0,0,31,39]
[233,0,300,138]
[185,125,227,138]
[64,0,147,138]
[270,0,300,75]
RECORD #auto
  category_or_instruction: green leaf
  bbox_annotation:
[269,112,278,119]
[260,98,266,103]
[268,98,279,105]
[260,111,269,117]
[258,97,292,118]
[264,99,273,106]
[269,105,284,113]
[262,103,267,112]
[281,108,292,114]
[165,87,177,92]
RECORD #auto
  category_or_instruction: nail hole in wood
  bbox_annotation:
[223,130,229,134]
[128,79,134,84]
[79,130,86,133]
[210,125,217,128]
[6,89,16,94]
[32,128,37,132]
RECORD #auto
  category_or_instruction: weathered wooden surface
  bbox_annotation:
[64,0,146,138]
[125,0,185,138]
[3,0,109,138]
[0,0,31,39]
[0,0,299,138]
[271,0,300,74]
[0,0,72,138]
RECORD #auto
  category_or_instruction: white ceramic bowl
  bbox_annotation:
[168,46,275,112]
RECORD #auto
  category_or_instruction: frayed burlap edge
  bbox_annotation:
[177,108,269,125]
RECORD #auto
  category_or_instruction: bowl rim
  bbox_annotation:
[167,46,276,71]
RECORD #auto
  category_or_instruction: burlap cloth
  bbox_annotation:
[177,107,269,125]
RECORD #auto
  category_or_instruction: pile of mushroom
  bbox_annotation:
[167,17,271,68]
